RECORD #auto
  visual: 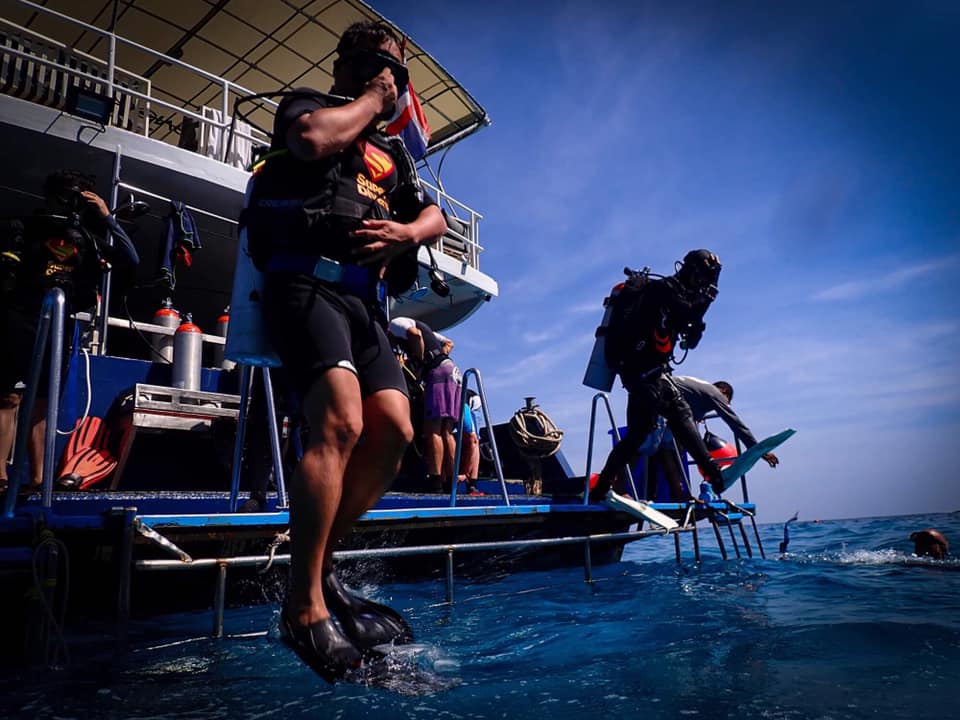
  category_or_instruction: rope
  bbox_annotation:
[30,532,71,667]
[258,528,290,574]
[508,405,563,459]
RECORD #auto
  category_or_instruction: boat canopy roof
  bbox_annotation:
[6,0,489,154]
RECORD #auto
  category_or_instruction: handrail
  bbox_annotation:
[10,0,276,154]
[450,367,508,507]
[582,392,640,505]
[3,288,66,517]
[421,177,483,270]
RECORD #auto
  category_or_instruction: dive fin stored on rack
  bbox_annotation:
[57,416,117,490]
[719,428,796,491]
[604,490,678,530]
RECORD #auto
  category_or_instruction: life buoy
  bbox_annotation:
[698,429,737,476]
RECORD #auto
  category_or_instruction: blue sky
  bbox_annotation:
[380,0,960,521]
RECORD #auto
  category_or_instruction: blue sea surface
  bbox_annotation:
[2,511,958,719]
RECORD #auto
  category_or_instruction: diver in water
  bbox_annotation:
[0,170,138,493]
[910,528,949,559]
[779,512,799,554]
[242,21,445,681]
[591,250,725,503]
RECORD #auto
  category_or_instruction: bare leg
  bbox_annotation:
[460,431,479,481]
[287,368,363,627]
[28,403,46,487]
[440,418,456,486]
[423,417,443,475]
[0,393,20,482]
[325,388,412,563]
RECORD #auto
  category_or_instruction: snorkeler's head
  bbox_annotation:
[909,528,949,559]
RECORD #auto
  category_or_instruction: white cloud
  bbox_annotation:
[812,255,960,302]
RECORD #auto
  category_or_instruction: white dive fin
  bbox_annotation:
[604,490,678,530]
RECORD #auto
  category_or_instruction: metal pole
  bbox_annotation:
[726,521,741,559]
[445,550,454,603]
[674,531,681,563]
[213,562,227,638]
[220,80,230,161]
[228,365,253,512]
[97,145,123,355]
[41,290,66,508]
[262,368,287,508]
[116,507,136,653]
[692,513,701,562]
[449,396,464,507]
[749,515,766,559]
[738,522,753,558]
[4,290,57,516]
[711,516,728,560]
[464,368,508,505]
[583,539,593,583]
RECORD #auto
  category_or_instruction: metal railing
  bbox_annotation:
[6,0,274,158]
[450,367,508,506]
[3,288,66,517]
[582,392,640,502]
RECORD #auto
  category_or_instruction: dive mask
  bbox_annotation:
[342,49,409,93]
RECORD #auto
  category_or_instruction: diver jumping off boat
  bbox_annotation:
[240,21,446,681]
[588,250,725,503]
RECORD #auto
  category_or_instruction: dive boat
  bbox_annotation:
[0,0,763,665]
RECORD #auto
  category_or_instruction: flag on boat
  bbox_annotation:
[385,81,431,161]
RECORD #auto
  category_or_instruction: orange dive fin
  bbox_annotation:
[57,416,117,491]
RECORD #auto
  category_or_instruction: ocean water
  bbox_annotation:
[2,511,958,719]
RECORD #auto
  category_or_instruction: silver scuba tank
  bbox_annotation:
[172,313,203,390]
[211,306,235,371]
[582,283,623,392]
[151,298,179,364]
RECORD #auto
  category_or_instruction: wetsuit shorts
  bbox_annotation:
[262,272,407,399]
[0,307,48,396]
[424,359,461,421]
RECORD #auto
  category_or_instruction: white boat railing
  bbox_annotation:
[1,0,486,272]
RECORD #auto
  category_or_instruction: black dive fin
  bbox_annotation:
[322,570,414,650]
[279,613,366,683]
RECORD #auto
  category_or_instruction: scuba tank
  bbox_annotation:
[151,297,179,364]
[172,313,203,390]
[224,175,282,368]
[582,281,625,392]
[211,306,235,371]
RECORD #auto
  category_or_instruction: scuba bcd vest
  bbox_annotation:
[603,267,653,371]
[240,103,426,296]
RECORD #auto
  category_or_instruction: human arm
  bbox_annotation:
[285,70,398,161]
[351,204,445,267]
[80,191,139,267]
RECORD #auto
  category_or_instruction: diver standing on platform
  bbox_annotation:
[242,22,446,681]
[0,170,138,493]
[590,250,725,503]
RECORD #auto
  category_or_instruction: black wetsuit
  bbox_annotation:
[0,210,137,394]
[593,276,721,500]
[250,89,436,399]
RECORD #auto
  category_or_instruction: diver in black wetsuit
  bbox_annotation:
[0,169,139,492]
[590,249,725,503]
